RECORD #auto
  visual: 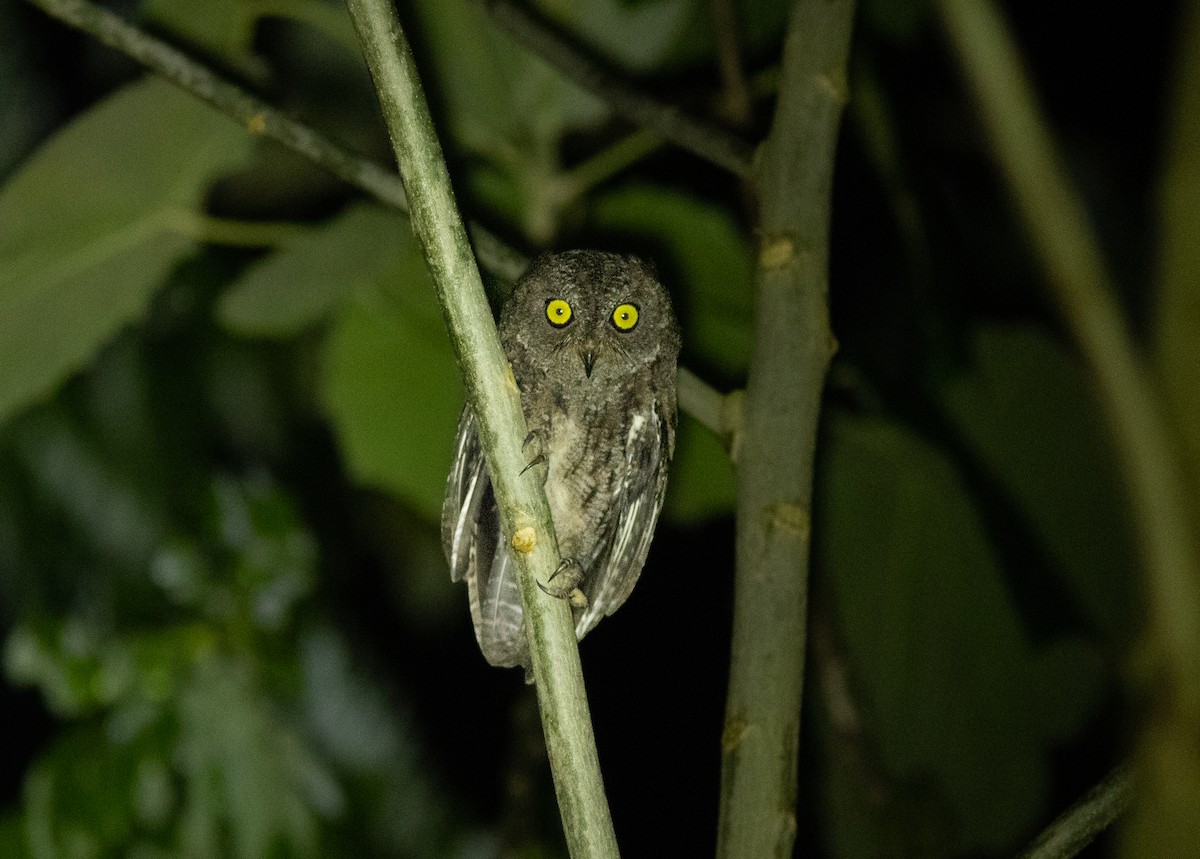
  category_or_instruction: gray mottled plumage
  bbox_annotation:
[442,250,680,671]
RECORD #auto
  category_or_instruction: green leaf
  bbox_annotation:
[1155,1,1200,503]
[938,325,1135,636]
[859,0,932,43]
[663,414,735,522]
[666,0,790,69]
[589,184,754,380]
[818,413,1104,855]
[177,656,333,859]
[320,239,463,520]
[0,78,251,424]
[20,727,146,857]
[219,204,407,338]
[299,627,470,853]
[406,0,523,144]
[142,0,258,58]
[554,0,693,73]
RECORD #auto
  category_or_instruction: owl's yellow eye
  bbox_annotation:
[545,299,573,327]
[611,303,639,331]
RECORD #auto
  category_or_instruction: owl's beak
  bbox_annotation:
[580,349,597,378]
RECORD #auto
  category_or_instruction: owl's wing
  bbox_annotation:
[442,407,487,583]
[442,407,530,669]
[575,399,673,640]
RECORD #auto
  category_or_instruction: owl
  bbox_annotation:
[442,250,681,672]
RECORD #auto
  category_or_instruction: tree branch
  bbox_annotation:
[1018,765,1132,859]
[343,1,617,856]
[483,0,754,177]
[717,0,855,856]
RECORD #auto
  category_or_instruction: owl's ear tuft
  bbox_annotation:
[626,253,659,279]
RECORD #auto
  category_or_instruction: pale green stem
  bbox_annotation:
[717,0,856,855]
[559,128,665,201]
[1018,766,1132,859]
[343,0,618,856]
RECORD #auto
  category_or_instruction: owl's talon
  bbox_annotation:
[520,454,547,476]
[540,558,585,604]
[520,430,548,480]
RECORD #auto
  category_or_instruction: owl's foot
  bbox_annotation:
[520,430,549,483]
[538,558,588,609]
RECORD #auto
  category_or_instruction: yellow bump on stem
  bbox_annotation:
[246,112,267,134]
[758,234,796,269]
[722,714,752,753]
[511,526,537,554]
[766,501,810,540]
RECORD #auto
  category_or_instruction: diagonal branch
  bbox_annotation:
[1017,765,1132,859]
[717,0,855,855]
[484,0,755,176]
[344,0,617,856]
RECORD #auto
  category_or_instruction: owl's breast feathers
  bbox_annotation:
[528,370,676,639]
[534,374,665,566]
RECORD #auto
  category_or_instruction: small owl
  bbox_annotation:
[442,250,681,672]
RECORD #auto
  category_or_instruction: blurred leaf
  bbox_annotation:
[551,0,693,73]
[176,656,335,859]
[818,413,1104,855]
[663,414,735,522]
[9,407,165,573]
[0,1,57,179]
[299,627,475,854]
[406,0,600,156]
[406,0,525,148]
[589,184,753,379]
[1155,0,1200,503]
[142,0,258,57]
[665,0,790,69]
[1131,5,1200,854]
[0,78,251,424]
[320,238,463,520]
[218,204,407,338]
[19,726,149,857]
[208,474,318,630]
[859,0,931,43]
[939,325,1135,635]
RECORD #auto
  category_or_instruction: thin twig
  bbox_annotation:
[937,0,1200,747]
[1018,766,1132,859]
[484,0,755,176]
[709,0,753,127]
[344,1,618,856]
[676,367,725,440]
[717,0,855,855]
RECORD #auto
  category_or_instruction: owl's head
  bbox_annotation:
[500,250,681,385]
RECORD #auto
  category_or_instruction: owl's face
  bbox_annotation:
[499,251,680,387]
